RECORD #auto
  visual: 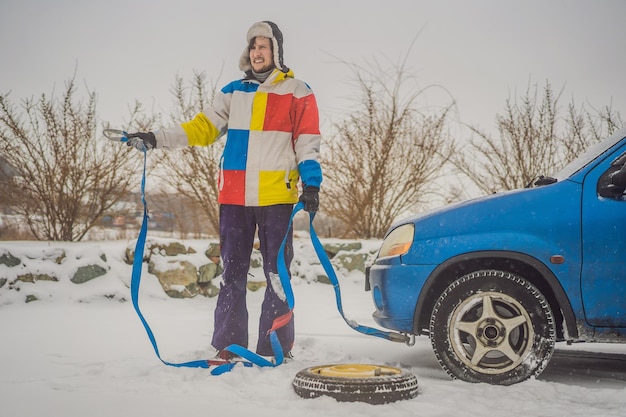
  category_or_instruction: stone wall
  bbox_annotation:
[0,238,380,302]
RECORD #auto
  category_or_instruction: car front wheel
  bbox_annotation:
[429,269,556,385]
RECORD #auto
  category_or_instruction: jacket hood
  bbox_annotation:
[239,21,289,73]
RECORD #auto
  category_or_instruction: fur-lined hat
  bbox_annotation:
[239,21,288,73]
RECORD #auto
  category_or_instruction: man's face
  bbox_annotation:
[249,37,274,73]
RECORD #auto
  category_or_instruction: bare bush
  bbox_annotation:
[453,81,623,194]
[153,71,223,235]
[322,57,455,239]
[0,78,139,241]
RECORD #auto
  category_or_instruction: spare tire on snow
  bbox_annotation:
[292,364,418,404]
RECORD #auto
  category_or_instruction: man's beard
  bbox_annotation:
[253,62,275,73]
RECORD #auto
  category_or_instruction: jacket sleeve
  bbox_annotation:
[292,86,323,188]
[154,89,230,149]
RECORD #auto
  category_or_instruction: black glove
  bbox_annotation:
[299,186,319,212]
[126,132,157,151]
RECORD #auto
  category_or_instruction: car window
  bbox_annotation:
[597,152,626,199]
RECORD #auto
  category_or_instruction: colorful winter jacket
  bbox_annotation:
[155,68,322,207]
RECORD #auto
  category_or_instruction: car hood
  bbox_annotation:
[392,180,580,242]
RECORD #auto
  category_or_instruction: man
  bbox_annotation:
[125,21,322,360]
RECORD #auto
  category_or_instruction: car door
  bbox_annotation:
[581,145,626,327]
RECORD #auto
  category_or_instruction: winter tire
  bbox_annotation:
[429,269,556,385]
[292,364,418,404]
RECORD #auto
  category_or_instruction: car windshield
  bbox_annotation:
[553,127,626,180]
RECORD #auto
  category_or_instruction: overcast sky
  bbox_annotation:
[1,0,624,137]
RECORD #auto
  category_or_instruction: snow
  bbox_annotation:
[1,239,626,417]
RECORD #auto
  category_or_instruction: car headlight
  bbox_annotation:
[378,224,414,258]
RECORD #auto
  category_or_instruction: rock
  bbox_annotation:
[25,294,38,303]
[247,281,267,292]
[124,247,133,265]
[156,241,189,256]
[125,240,194,265]
[51,249,66,264]
[165,283,198,299]
[16,273,58,283]
[198,263,222,283]
[250,251,263,268]
[315,275,331,284]
[198,281,220,298]
[322,242,362,257]
[0,252,20,267]
[205,243,220,258]
[25,248,65,264]
[149,259,198,298]
[124,246,144,265]
[333,253,368,273]
[71,264,107,284]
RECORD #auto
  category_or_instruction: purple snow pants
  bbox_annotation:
[211,204,294,356]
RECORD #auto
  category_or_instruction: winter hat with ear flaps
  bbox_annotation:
[239,21,288,73]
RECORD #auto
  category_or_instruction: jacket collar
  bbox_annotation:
[244,68,294,85]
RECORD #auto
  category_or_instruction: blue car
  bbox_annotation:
[366,127,626,385]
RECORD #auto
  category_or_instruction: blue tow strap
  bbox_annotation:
[281,204,402,341]
[130,149,215,369]
[129,147,405,375]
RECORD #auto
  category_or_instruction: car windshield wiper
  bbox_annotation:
[526,175,558,188]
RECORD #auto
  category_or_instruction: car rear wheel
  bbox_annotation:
[429,269,556,385]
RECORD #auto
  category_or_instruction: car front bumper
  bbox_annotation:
[367,259,436,333]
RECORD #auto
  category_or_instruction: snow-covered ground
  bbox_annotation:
[1,239,625,417]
